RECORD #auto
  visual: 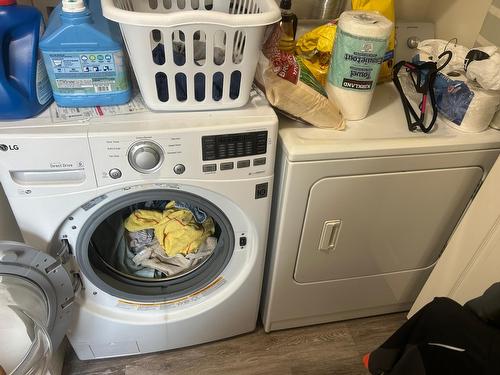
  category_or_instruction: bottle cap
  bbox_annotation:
[62,0,86,12]
[0,0,17,6]
[279,0,291,10]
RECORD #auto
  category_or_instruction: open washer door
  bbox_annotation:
[0,242,76,375]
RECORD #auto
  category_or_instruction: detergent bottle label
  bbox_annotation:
[36,55,52,105]
[44,50,130,95]
[328,28,388,91]
[36,21,52,105]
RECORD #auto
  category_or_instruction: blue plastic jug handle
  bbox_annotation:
[0,31,8,83]
[0,33,22,97]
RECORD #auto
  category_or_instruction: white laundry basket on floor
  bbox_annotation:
[101,0,281,111]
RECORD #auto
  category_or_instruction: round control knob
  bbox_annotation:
[128,141,164,173]
[173,164,186,175]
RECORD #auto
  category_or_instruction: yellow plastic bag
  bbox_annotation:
[295,21,337,85]
[352,0,395,83]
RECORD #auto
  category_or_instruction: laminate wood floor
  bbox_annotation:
[63,312,407,375]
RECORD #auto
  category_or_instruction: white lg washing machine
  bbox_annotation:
[0,93,277,373]
[261,83,500,332]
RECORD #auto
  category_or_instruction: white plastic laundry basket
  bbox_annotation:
[101,0,281,111]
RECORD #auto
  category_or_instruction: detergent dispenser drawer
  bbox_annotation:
[294,167,483,284]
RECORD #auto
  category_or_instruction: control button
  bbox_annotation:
[237,160,250,168]
[220,162,234,171]
[109,168,122,179]
[173,164,186,175]
[128,141,164,173]
[239,237,247,247]
[203,164,217,173]
[253,157,266,166]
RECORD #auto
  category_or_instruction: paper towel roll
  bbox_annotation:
[326,11,393,120]
[438,72,500,133]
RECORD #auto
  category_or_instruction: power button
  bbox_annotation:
[109,168,122,179]
[173,164,186,175]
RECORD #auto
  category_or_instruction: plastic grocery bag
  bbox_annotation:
[295,21,338,85]
[255,24,345,129]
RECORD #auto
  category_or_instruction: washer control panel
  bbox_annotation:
[89,125,275,186]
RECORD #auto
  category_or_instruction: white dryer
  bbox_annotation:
[261,83,500,332]
[0,93,277,372]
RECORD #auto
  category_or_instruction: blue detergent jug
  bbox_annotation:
[0,0,53,120]
[40,0,131,107]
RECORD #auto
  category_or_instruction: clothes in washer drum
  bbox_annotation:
[90,201,218,279]
[131,237,218,276]
[90,216,157,279]
[128,229,155,249]
[124,201,215,257]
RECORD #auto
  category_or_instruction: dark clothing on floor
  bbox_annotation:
[368,297,500,375]
[465,283,500,330]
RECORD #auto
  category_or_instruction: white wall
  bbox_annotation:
[396,0,493,48]
[0,185,22,242]
[395,0,432,21]
[286,0,493,48]
[427,0,493,48]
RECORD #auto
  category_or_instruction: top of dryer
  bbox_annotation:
[279,84,500,162]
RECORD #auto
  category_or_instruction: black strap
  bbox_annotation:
[392,51,452,133]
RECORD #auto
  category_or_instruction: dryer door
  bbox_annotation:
[294,167,484,283]
[0,242,75,375]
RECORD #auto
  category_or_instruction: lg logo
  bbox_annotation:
[0,144,19,151]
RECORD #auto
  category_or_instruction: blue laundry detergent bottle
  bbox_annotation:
[39,0,131,107]
[0,0,53,120]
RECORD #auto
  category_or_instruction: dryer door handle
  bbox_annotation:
[318,220,342,251]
